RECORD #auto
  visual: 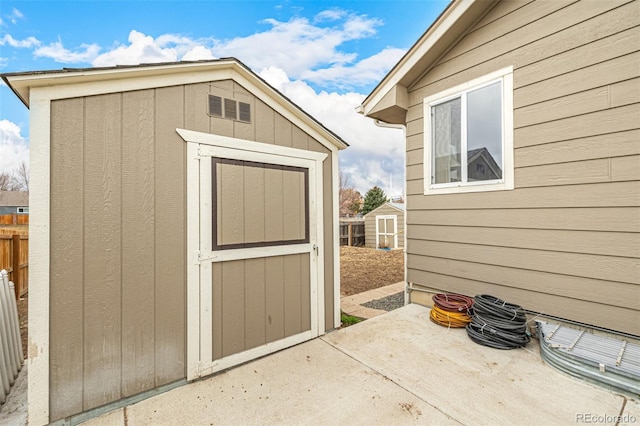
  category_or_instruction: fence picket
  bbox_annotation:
[0,269,23,404]
[0,235,28,299]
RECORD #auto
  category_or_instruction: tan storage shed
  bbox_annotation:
[359,0,640,336]
[364,203,405,250]
[2,59,347,424]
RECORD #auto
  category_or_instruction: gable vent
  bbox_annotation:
[224,98,237,120]
[208,95,223,117]
[239,102,251,122]
[208,95,251,123]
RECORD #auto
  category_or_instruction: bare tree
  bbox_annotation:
[339,170,362,216]
[0,172,12,191]
[11,161,29,192]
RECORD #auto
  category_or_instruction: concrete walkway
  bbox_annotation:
[83,304,639,426]
[340,281,405,319]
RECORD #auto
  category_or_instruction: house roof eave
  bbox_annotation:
[360,0,497,122]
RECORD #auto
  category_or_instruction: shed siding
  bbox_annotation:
[49,80,336,420]
[404,0,640,335]
[364,204,405,250]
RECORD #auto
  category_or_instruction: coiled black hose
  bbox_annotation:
[466,294,530,350]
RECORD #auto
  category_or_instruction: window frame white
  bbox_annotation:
[423,66,514,195]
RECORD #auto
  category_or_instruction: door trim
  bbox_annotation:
[179,129,327,381]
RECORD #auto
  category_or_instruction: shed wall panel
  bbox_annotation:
[154,85,186,386]
[121,89,156,396]
[49,98,85,420]
[404,0,640,335]
[82,93,123,409]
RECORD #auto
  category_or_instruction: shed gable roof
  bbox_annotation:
[0,191,28,207]
[359,0,497,124]
[364,202,405,217]
[2,58,348,151]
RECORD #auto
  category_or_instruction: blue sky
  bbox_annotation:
[0,0,448,195]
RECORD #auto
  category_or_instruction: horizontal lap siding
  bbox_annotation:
[405,0,640,335]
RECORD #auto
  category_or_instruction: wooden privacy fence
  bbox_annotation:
[0,269,24,404]
[340,219,365,246]
[0,235,28,300]
[0,214,29,225]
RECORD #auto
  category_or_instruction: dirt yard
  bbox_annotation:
[340,246,404,296]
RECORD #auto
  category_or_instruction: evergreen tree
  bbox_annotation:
[361,186,387,215]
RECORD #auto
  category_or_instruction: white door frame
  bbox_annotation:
[375,215,398,249]
[178,129,327,380]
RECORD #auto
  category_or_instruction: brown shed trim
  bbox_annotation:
[211,157,310,250]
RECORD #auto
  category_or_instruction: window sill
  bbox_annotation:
[424,180,514,195]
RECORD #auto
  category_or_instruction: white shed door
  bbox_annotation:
[182,130,326,380]
[376,215,398,249]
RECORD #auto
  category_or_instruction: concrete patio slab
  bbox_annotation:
[121,337,456,425]
[78,304,636,426]
[323,304,631,426]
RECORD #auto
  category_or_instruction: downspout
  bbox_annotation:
[372,119,410,307]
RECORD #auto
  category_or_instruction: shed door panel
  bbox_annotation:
[189,141,322,380]
[211,254,311,361]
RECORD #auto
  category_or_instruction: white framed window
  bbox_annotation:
[423,66,514,195]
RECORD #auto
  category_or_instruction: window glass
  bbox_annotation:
[432,97,461,184]
[467,82,502,181]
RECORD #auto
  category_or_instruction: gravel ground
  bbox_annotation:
[361,291,405,312]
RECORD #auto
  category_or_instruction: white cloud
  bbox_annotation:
[93,30,191,66]
[314,9,346,22]
[0,120,29,175]
[0,34,40,48]
[301,46,406,89]
[259,67,405,196]
[9,8,24,25]
[13,9,389,90]
[182,45,216,61]
[34,40,100,63]
[213,13,381,79]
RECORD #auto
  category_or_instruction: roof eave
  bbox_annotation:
[2,59,243,109]
[360,0,497,123]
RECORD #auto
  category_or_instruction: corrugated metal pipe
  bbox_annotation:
[537,320,640,399]
[0,269,24,404]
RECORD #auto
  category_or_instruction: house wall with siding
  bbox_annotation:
[48,79,336,420]
[364,203,405,250]
[404,0,640,335]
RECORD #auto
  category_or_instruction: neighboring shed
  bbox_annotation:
[0,191,28,215]
[360,0,640,336]
[2,59,347,425]
[364,202,405,250]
